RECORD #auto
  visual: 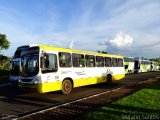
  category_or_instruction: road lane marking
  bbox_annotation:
[0,83,11,87]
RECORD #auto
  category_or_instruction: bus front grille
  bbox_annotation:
[21,79,33,82]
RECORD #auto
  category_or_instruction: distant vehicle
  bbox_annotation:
[134,59,152,73]
[124,57,160,74]
[18,44,125,94]
[124,57,135,74]
[9,45,37,84]
[151,61,159,71]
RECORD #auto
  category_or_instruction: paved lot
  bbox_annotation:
[0,72,159,117]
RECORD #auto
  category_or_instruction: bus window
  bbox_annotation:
[59,52,71,67]
[41,53,58,73]
[118,58,123,67]
[96,56,104,67]
[72,54,85,67]
[85,55,95,67]
[105,57,112,67]
[11,61,20,76]
[125,65,128,69]
[14,45,30,58]
[112,58,118,67]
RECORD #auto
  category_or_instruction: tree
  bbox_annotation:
[0,34,10,53]
[149,58,160,65]
[0,34,10,70]
[0,54,11,70]
[98,51,107,54]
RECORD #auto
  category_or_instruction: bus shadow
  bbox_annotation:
[82,82,122,90]
[0,85,60,110]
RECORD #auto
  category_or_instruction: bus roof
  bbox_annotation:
[17,44,40,49]
[34,44,124,58]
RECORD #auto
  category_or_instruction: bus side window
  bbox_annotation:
[59,52,71,67]
[41,53,45,69]
[80,54,85,67]
[41,53,58,73]
[72,53,85,67]
[105,57,112,67]
[85,55,95,67]
[41,53,49,69]
[45,54,49,68]
[112,58,118,67]
[118,58,123,67]
[96,56,104,67]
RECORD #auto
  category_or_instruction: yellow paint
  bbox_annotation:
[18,81,61,93]
[39,45,123,58]
[38,81,62,93]
[112,73,125,80]
[38,73,125,93]
[19,73,125,93]
[73,73,125,87]
[73,76,106,87]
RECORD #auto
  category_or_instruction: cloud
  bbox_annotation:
[68,40,74,49]
[108,32,133,49]
[1,0,160,58]
[98,32,133,50]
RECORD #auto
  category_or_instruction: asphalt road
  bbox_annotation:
[0,72,159,117]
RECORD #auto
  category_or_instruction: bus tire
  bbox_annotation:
[62,79,72,94]
[106,74,112,85]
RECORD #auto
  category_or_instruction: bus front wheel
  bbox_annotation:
[62,79,72,94]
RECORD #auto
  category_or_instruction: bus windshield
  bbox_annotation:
[21,55,39,77]
[11,60,20,76]
[14,45,30,58]
[21,47,39,77]
[10,45,30,77]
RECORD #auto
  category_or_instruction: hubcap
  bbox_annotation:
[64,83,70,91]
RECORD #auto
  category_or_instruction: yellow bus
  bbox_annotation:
[19,45,125,94]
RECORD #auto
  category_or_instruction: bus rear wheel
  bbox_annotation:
[106,75,112,85]
[62,79,72,94]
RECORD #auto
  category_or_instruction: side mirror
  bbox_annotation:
[41,53,49,69]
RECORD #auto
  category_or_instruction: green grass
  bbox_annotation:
[77,81,160,120]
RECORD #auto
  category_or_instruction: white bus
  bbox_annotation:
[9,45,37,84]
[124,57,135,74]
[151,61,159,71]
[134,59,152,73]
[19,45,125,94]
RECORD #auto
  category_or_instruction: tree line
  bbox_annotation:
[149,58,160,64]
[0,34,10,70]
[0,33,160,71]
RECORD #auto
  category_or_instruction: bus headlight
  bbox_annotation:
[18,79,21,82]
[34,80,38,84]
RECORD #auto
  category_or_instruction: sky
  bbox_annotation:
[0,0,160,58]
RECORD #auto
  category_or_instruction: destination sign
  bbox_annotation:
[21,47,39,56]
